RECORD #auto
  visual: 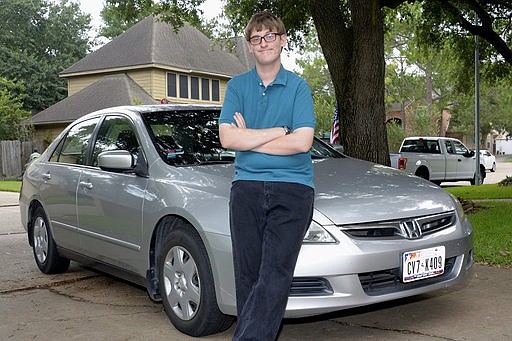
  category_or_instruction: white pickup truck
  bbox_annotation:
[390,136,486,185]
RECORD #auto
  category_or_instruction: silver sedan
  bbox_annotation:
[20,104,473,337]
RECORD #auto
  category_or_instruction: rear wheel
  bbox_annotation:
[491,162,496,172]
[31,206,70,274]
[415,167,429,181]
[158,222,233,336]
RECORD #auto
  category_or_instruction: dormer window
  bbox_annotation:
[167,72,220,102]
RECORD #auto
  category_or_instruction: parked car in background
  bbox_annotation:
[390,136,486,185]
[479,149,496,172]
[20,105,473,337]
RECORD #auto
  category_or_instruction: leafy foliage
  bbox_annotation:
[498,176,512,187]
[295,29,335,136]
[88,0,512,164]
[0,0,91,112]
[99,0,216,38]
[0,77,32,140]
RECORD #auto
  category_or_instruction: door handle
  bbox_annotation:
[43,173,51,181]
[79,181,93,190]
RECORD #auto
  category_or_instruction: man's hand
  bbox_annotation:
[232,112,246,129]
[219,112,284,151]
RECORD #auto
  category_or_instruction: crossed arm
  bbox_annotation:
[219,112,314,155]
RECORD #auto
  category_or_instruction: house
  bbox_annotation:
[30,16,254,149]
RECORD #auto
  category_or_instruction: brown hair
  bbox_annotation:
[244,11,286,41]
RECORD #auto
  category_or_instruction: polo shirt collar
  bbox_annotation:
[251,65,288,87]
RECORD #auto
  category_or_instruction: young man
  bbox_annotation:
[218,11,316,341]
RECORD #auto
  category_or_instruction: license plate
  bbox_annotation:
[402,246,445,283]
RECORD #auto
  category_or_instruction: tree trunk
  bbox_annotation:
[310,0,389,165]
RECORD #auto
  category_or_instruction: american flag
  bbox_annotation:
[330,104,340,144]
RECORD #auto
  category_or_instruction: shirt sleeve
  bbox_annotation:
[292,78,316,130]
[219,80,240,125]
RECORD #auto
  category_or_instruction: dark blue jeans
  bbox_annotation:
[229,180,314,341]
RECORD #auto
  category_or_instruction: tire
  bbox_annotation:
[31,206,70,274]
[158,223,233,336]
[470,167,485,185]
[491,162,496,172]
[415,167,429,181]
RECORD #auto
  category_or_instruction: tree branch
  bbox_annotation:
[433,0,512,65]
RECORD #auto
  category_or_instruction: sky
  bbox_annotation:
[73,0,298,70]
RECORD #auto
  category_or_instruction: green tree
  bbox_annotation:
[386,1,512,149]
[0,77,32,140]
[99,0,215,39]
[97,0,512,165]
[0,0,92,113]
[295,30,336,137]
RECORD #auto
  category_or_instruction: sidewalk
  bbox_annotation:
[0,191,19,207]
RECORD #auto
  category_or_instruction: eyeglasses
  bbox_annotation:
[248,32,283,45]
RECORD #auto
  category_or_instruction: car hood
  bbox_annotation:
[190,156,456,225]
[311,157,455,225]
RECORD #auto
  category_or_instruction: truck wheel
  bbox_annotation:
[491,163,496,172]
[470,167,485,185]
[415,167,429,181]
[158,223,234,336]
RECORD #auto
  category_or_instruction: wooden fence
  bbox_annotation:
[0,141,33,179]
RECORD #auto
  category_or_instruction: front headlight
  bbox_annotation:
[449,193,467,220]
[303,221,337,243]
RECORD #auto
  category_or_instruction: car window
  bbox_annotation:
[91,116,140,167]
[49,118,100,165]
[142,109,231,166]
[401,139,439,153]
[444,141,455,154]
[452,140,469,155]
[142,109,343,166]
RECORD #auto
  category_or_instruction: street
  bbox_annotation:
[1,160,512,340]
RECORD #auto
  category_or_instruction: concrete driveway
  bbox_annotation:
[1,168,512,340]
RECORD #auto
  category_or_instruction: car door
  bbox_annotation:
[452,140,475,179]
[443,140,459,180]
[76,115,148,271]
[38,117,101,251]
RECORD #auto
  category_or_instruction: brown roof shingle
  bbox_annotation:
[61,16,252,77]
[31,74,158,124]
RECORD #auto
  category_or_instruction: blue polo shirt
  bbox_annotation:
[219,66,315,188]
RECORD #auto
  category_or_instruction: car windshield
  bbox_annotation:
[142,109,343,166]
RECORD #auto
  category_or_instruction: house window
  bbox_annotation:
[201,78,210,101]
[191,77,199,100]
[212,80,220,101]
[167,73,177,98]
[179,75,188,98]
[166,72,221,102]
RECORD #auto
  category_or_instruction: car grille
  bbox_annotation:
[290,277,333,296]
[340,212,456,240]
[359,256,457,296]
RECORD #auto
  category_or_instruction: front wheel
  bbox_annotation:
[31,206,70,274]
[158,222,233,336]
[470,167,485,185]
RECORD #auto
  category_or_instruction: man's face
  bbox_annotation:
[248,28,286,67]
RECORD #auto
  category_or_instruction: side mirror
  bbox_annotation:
[464,150,475,158]
[98,150,134,171]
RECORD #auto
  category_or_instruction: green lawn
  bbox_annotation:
[445,183,512,200]
[0,180,21,192]
[445,184,512,267]
[464,201,512,265]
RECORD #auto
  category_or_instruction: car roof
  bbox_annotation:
[73,104,223,123]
